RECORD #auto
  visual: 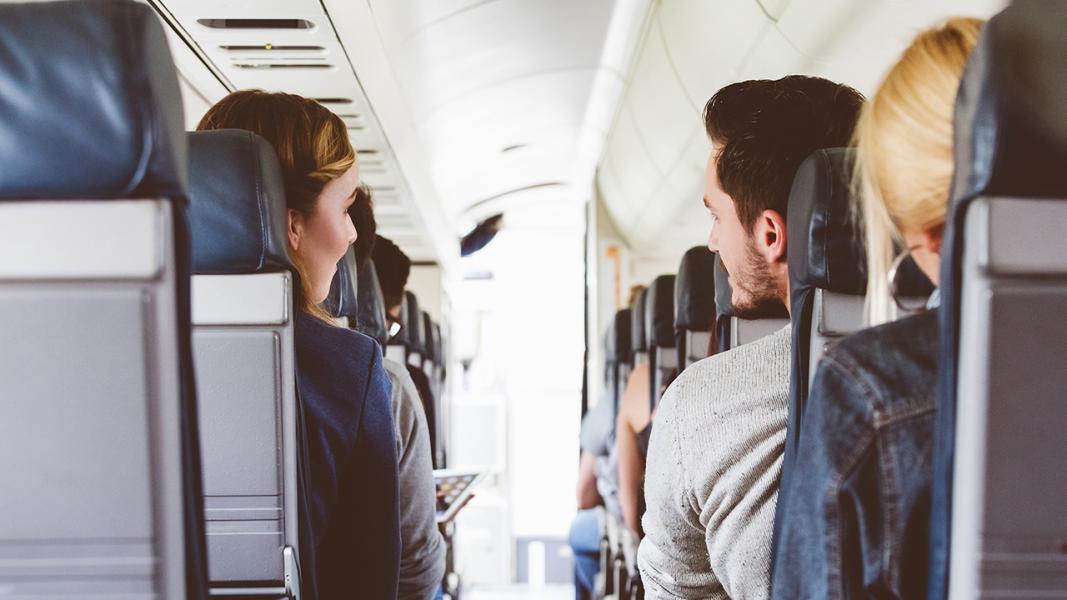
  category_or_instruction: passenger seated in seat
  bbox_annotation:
[373,235,442,469]
[351,202,447,600]
[771,19,983,600]
[638,76,863,599]
[569,396,615,600]
[616,289,653,536]
[197,90,401,599]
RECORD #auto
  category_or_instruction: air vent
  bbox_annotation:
[233,63,333,70]
[220,45,325,52]
[313,98,354,106]
[197,18,314,29]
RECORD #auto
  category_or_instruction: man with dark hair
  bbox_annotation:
[638,75,863,599]
[372,234,413,319]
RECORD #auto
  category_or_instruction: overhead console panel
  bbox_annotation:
[152,0,446,264]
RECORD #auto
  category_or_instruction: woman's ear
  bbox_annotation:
[924,222,945,256]
[288,208,304,252]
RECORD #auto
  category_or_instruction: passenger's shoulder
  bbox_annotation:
[821,310,938,400]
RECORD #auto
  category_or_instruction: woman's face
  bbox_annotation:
[288,163,360,304]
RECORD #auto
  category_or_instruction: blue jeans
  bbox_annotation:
[569,508,603,600]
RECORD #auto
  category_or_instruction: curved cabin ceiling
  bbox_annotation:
[362,0,642,229]
[598,0,1008,260]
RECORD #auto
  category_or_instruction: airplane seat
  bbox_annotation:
[404,290,426,368]
[354,260,389,349]
[432,321,446,384]
[932,3,1067,597]
[0,2,208,597]
[645,274,676,407]
[324,247,360,329]
[713,254,789,351]
[422,311,446,466]
[186,129,305,599]
[631,288,649,367]
[674,246,717,369]
[606,309,633,433]
[784,147,934,449]
[422,311,437,377]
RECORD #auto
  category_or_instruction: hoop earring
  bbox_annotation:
[887,245,926,312]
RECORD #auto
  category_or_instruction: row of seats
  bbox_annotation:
[593,3,1067,596]
[0,2,454,597]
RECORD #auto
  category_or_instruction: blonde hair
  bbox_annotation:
[197,90,356,322]
[854,17,983,324]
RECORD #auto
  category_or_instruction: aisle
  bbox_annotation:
[465,583,573,600]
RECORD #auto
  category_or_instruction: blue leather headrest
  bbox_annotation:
[325,247,358,320]
[606,309,632,362]
[187,130,292,274]
[674,247,717,331]
[404,291,425,354]
[787,147,934,297]
[355,261,389,348]
[0,0,186,200]
[631,289,648,353]
[422,312,437,362]
[646,274,676,348]
[787,149,866,294]
[949,1,1067,206]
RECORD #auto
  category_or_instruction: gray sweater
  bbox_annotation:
[638,325,790,599]
[382,358,446,600]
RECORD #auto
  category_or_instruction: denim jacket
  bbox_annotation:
[771,309,938,599]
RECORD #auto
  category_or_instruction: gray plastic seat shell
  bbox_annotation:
[0,200,188,598]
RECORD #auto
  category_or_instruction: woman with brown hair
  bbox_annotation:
[198,90,401,599]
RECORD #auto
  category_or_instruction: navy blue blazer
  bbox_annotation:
[294,312,400,599]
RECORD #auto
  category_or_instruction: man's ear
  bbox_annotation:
[288,208,303,252]
[755,209,788,263]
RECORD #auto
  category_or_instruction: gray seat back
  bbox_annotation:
[186,130,302,598]
[0,2,206,597]
[932,4,1067,596]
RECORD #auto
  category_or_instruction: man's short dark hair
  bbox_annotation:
[372,235,411,309]
[703,75,864,230]
[349,184,376,273]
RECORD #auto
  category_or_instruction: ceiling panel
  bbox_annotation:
[658,0,767,110]
[625,23,700,176]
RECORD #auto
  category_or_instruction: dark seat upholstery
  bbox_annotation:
[674,246,717,368]
[645,274,676,408]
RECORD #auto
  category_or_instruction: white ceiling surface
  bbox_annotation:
[599,0,1009,259]
[156,0,451,264]
[355,0,649,231]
